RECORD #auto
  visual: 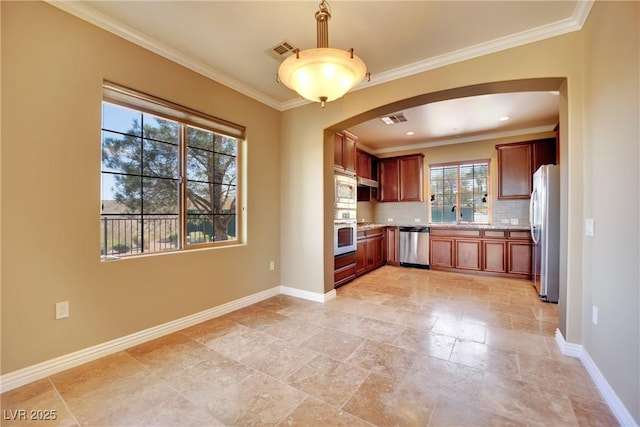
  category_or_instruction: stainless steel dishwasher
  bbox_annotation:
[399,226,430,268]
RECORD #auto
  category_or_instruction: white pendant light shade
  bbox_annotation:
[277,0,368,107]
[278,48,367,104]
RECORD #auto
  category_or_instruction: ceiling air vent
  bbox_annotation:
[380,113,408,125]
[268,40,298,60]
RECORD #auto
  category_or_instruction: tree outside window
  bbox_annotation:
[101,99,240,258]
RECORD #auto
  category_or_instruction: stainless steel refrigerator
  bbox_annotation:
[529,164,560,303]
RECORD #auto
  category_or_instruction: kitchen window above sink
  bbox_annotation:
[429,160,490,224]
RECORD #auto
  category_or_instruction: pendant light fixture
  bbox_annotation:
[277,0,368,107]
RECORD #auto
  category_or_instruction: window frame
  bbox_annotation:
[101,81,245,258]
[428,159,491,225]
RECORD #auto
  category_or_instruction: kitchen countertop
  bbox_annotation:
[357,223,530,230]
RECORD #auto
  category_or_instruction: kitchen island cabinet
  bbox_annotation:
[430,227,532,279]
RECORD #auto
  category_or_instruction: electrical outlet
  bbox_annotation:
[592,305,598,325]
[269,261,275,271]
[501,219,510,224]
[510,218,519,225]
[387,218,394,222]
[56,301,69,319]
[414,218,421,223]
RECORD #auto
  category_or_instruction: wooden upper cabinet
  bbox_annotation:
[399,155,424,201]
[532,138,557,172]
[334,131,357,174]
[496,138,556,199]
[356,149,372,179]
[379,158,400,202]
[379,153,424,202]
[497,143,532,199]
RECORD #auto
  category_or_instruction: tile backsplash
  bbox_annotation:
[357,199,530,226]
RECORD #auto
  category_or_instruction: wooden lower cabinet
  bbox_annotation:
[430,238,454,268]
[356,227,386,276]
[455,239,481,270]
[334,251,357,288]
[483,240,507,273]
[508,241,532,275]
[430,228,532,279]
[386,226,399,266]
[355,240,367,276]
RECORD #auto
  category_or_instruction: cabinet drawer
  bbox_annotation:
[335,264,357,283]
[430,228,481,238]
[364,227,385,238]
[508,230,531,240]
[483,230,506,238]
[335,252,356,269]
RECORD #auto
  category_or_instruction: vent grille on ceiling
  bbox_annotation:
[380,113,408,125]
[268,40,298,60]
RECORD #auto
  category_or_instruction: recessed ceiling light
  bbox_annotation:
[406,131,415,136]
[499,116,510,121]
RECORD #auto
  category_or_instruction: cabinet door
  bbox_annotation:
[379,158,399,202]
[356,149,372,179]
[399,155,424,201]
[373,235,385,268]
[386,227,399,265]
[497,143,532,199]
[356,240,367,275]
[343,133,357,174]
[532,138,557,171]
[508,241,532,276]
[430,238,454,268]
[483,240,507,273]
[455,239,481,270]
[334,133,344,171]
[334,131,357,173]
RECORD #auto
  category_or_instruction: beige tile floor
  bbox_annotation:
[1,266,619,426]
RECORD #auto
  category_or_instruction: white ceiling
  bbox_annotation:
[50,0,589,151]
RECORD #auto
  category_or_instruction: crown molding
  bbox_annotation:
[372,125,557,155]
[46,1,282,110]
[47,1,593,112]
[352,1,594,94]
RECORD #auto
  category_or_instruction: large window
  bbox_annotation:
[429,160,490,224]
[100,82,244,258]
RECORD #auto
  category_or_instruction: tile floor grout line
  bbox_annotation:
[47,376,82,427]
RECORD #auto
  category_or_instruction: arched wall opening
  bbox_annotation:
[325,77,569,336]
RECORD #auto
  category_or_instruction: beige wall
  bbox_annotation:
[582,1,639,421]
[1,2,281,373]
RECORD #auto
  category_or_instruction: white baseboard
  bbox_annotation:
[280,285,336,302]
[0,284,338,394]
[555,329,638,427]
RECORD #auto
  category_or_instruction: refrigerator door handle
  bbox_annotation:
[529,189,539,243]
